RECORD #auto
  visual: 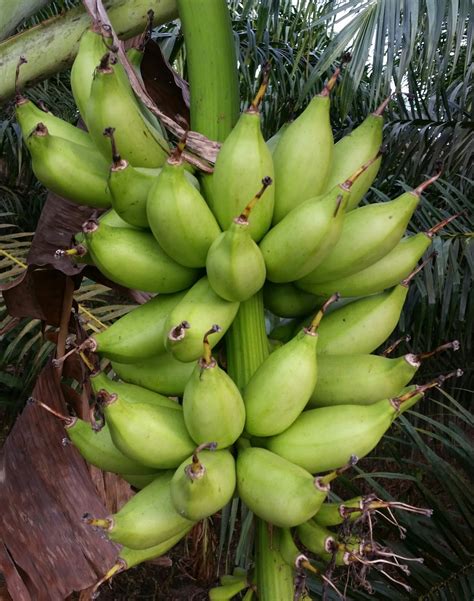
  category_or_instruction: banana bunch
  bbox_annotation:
[21,17,464,601]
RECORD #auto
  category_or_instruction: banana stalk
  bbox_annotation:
[176,3,290,598]
[0,0,178,102]
[177,0,239,142]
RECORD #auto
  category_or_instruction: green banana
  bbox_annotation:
[112,350,195,397]
[34,400,156,476]
[82,290,187,363]
[147,142,221,267]
[236,447,349,527]
[209,77,275,242]
[296,520,353,566]
[183,326,245,447]
[170,443,236,520]
[91,372,195,469]
[259,179,348,283]
[164,276,240,363]
[86,52,169,167]
[308,340,459,407]
[209,580,248,601]
[297,214,458,298]
[82,218,200,293]
[271,70,338,224]
[91,525,192,597]
[265,376,458,473]
[297,172,440,287]
[15,94,94,148]
[259,156,379,283]
[84,471,194,549]
[315,259,432,355]
[313,497,364,527]
[244,297,337,437]
[263,282,320,318]
[206,178,270,301]
[90,371,181,411]
[70,25,110,124]
[323,97,390,211]
[105,129,199,229]
[26,123,112,208]
[278,528,317,574]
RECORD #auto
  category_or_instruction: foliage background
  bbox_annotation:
[0,0,472,599]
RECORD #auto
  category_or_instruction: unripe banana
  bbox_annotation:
[71,25,110,124]
[183,326,245,447]
[296,520,353,566]
[265,376,458,473]
[84,471,194,549]
[105,129,199,229]
[15,94,94,148]
[323,97,390,211]
[34,400,157,476]
[308,341,459,407]
[244,297,337,437]
[92,525,192,598]
[170,444,236,520]
[309,353,419,407]
[90,371,181,411]
[206,178,270,301]
[278,528,317,574]
[236,447,345,527]
[259,156,379,283]
[259,182,348,283]
[263,282,320,318]
[86,53,169,167]
[297,172,440,287]
[298,214,458,298]
[147,142,221,267]
[26,123,112,208]
[312,497,364,527]
[82,218,200,293]
[112,351,195,397]
[209,79,274,242]
[271,71,338,224]
[91,372,195,469]
[315,259,431,355]
[164,276,240,363]
[82,290,187,363]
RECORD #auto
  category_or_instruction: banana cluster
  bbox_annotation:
[21,23,460,599]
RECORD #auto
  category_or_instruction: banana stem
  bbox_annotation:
[55,245,88,258]
[342,150,383,189]
[168,134,188,165]
[185,442,217,480]
[250,63,271,112]
[382,334,411,356]
[103,127,125,166]
[373,95,391,116]
[31,397,75,426]
[320,67,341,97]
[401,251,437,287]
[306,293,340,334]
[82,514,113,530]
[91,561,126,599]
[237,177,273,223]
[317,455,358,488]
[426,211,464,237]
[415,340,460,362]
[15,55,28,100]
[413,169,443,196]
[200,324,221,367]
[390,370,463,411]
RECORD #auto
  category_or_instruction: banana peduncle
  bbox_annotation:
[91,561,126,600]
[184,442,218,481]
[249,62,271,112]
[412,168,443,197]
[236,177,273,224]
[30,397,76,427]
[425,211,465,237]
[315,454,358,489]
[82,512,113,531]
[415,340,460,362]
[14,56,28,103]
[103,126,127,169]
[401,251,437,287]
[199,324,222,368]
[168,133,188,165]
[382,334,411,356]
[320,67,341,97]
[306,293,340,335]
[390,369,463,411]
[341,150,382,190]
[55,245,88,259]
